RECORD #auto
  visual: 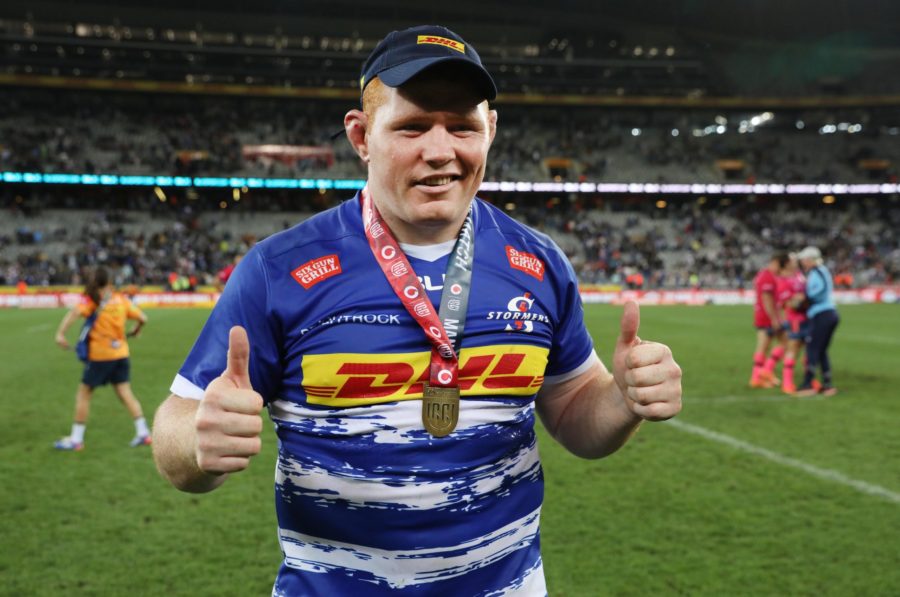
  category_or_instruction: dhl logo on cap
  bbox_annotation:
[417,35,465,54]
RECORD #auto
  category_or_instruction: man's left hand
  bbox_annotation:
[612,300,682,421]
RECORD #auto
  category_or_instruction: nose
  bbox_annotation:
[420,127,455,168]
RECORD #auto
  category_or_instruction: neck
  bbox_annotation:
[383,216,464,245]
[364,190,470,245]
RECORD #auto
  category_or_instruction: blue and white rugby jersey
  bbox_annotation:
[172,193,596,596]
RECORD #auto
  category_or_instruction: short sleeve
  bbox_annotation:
[125,297,144,320]
[173,248,283,403]
[76,301,92,317]
[544,251,595,378]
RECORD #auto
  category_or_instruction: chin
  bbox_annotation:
[410,209,455,228]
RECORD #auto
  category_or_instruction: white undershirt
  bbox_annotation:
[398,239,456,262]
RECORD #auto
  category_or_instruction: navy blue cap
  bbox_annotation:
[360,25,497,101]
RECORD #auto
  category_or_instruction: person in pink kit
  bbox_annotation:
[749,253,790,388]
[777,255,809,394]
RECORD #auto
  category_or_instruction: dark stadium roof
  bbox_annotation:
[4,0,900,42]
[2,0,898,98]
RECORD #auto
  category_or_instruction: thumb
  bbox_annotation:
[617,300,641,349]
[224,325,252,389]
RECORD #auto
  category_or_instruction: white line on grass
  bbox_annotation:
[843,334,900,346]
[665,419,900,505]
[686,395,825,404]
[26,323,52,333]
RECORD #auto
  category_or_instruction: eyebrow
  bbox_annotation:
[394,101,487,121]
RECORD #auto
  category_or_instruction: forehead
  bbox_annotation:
[381,68,488,118]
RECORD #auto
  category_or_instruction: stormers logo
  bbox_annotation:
[416,35,465,54]
[487,292,550,332]
[506,293,534,332]
[301,344,548,406]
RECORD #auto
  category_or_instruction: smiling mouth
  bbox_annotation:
[417,175,459,187]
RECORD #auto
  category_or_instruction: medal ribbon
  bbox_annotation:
[361,188,474,388]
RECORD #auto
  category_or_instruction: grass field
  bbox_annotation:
[1,304,898,596]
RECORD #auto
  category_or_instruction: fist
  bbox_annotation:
[195,326,264,475]
[613,301,682,421]
[56,334,70,350]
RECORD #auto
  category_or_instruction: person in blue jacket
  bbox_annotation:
[795,246,839,396]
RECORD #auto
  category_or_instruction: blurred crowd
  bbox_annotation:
[1,208,253,289]
[2,89,899,185]
[509,194,899,289]
[2,192,898,290]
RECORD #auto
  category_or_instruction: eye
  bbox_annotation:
[397,123,426,133]
[450,121,483,135]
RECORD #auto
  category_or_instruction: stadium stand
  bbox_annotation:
[3,191,897,289]
[2,88,899,184]
[2,1,899,292]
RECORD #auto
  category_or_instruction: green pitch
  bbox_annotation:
[1,305,898,596]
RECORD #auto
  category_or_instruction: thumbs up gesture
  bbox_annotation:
[613,301,682,421]
[194,326,264,475]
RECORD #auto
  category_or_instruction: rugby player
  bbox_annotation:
[778,254,808,394]
[152,25,682,595]
[749,253,789,388]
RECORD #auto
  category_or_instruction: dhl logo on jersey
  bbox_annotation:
[302,344,548,407]
[416,35,465,54]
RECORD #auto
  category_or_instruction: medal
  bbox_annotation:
[361,188,474,437]
[422,383,460,437]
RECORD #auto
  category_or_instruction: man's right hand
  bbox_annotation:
[194,325,264,476]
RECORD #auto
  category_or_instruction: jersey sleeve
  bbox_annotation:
[758,270,776,293]
[544,250,595,379]
[75,300,92,318]
[172,248,283,403]
[124,297,145,320]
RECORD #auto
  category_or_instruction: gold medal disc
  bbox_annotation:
[422,383,460,437]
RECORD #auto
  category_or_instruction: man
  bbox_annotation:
[749,253,789,388]
[777,254,809,394]
[794,246,839,396]
[152,25,682,595]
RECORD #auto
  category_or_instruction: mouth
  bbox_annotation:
[414,174,461,190]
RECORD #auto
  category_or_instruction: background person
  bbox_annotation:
[749,252,789,388]
[795,246,840,396]
[215,253,243,291]
[778,254,809,394]
[152,25,682,596]
[53,267,151,450]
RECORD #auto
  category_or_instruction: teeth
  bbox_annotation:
[422,176,452,186]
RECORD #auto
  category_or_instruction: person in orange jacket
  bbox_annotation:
[53,267,151,450]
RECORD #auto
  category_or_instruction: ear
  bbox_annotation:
[487,109,498,146]
[344,109,370,163]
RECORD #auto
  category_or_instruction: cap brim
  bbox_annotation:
[377,56,497,101]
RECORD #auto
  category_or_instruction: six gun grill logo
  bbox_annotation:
[291,255,342,289]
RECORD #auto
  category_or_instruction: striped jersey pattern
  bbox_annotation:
[173,194,595,595]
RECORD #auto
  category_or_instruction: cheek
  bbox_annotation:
[373,140,403,166]
[461,144,489,171]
